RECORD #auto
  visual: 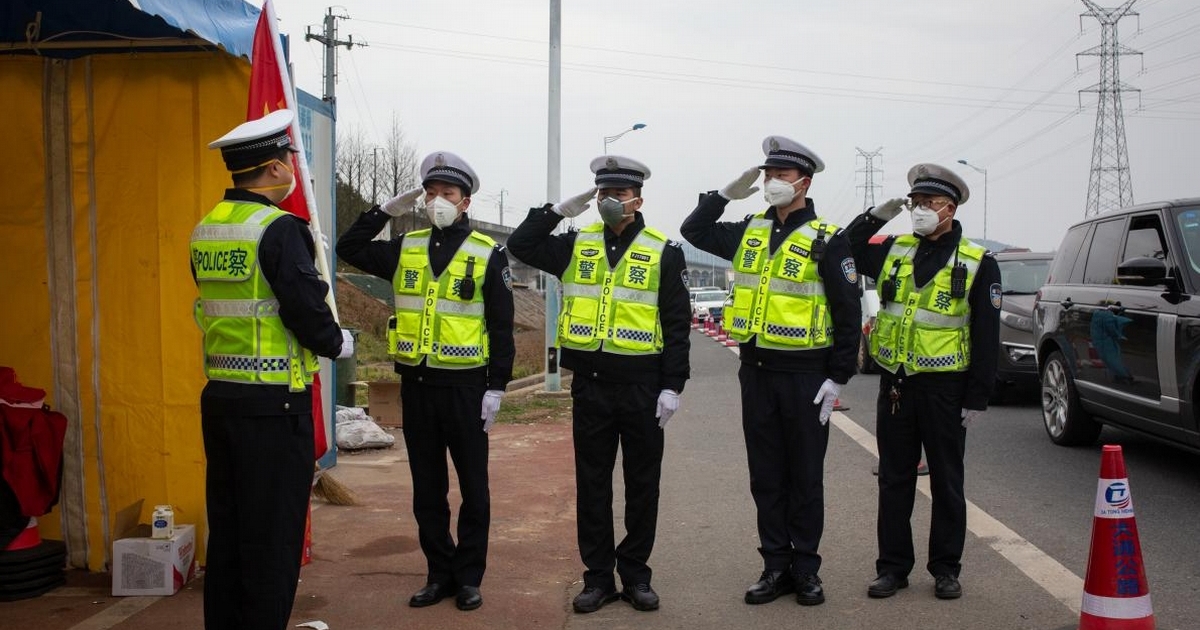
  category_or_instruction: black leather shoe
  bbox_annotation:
[794,573,825,606]
[621,583,660,611]
[573,585,620,613]
[409,582,453,607]
[745,570,794,604]
[934,574,962,600]
[867,573,909,599]
[455,585,482,611]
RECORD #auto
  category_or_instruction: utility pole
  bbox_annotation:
[305,8,359,105]
[497,189,507,226]
[544,0,562,392]
[856,147,884,211]
[1078,0,1141,217]
[371,147,380,205]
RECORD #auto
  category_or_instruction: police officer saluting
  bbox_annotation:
[843,163,1000,601]
[192,110,353,630]
[507,156,690,614]
[681,137,861,606]
[336,152,515,611]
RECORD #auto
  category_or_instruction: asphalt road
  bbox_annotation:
[569,330,1195,630]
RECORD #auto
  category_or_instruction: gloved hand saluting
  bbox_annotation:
[961,408,982,428]
[869,197,907,221]
[655,389,680,429]
[481,390,504,432]
[381,186,426,217]
[812,379,841,426]
[336,329,355,359]
[719,167,762,201]
[551,187,598,218]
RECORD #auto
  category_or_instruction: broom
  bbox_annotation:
[312,464,358,506]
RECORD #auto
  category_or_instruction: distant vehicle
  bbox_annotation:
[993,251,1053,402]
[691,289,728,324]
[1033,198,1200,451]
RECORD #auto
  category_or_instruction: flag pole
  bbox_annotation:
[263,0,338,321]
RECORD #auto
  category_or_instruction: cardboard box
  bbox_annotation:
[368,381,402,427]
[112,524,196,596]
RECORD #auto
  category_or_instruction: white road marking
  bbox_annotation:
[830,411,1084,614]
[67,596,159,629]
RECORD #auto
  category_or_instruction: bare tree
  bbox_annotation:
[382,113,421,233]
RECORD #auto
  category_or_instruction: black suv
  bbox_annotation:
[1033,199,1200,450]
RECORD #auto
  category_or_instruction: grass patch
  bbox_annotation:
[496,392,572,426]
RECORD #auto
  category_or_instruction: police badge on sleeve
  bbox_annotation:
[502,266,513,291]
[990,283,1002,309]
[840,257,858,284]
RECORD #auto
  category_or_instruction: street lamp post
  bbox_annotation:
[603,123,646,154]
[957,159,988,242]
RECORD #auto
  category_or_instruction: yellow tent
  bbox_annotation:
[1,1,261,571]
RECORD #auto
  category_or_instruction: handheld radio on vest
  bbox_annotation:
[810,224,829,262]
[950,249,967,298]
[459,256,477,300]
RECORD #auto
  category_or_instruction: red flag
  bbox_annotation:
[248,1,336,460]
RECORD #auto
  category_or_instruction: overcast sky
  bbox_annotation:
[278,0,1200,252]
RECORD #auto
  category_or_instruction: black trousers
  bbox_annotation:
[571,376,664,589]
[738,365,830,575]
[202,409,313,630]
[401,380,490,587]
[875,371,967,579]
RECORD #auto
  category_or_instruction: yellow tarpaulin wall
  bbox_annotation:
[0,51,250,571]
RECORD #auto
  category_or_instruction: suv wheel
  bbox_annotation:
[857,333,877,374]
[1041,350,1101,446]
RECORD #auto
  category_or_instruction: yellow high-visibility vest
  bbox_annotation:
[190,201,318,391]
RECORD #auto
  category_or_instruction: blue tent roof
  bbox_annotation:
[2,0,260,58]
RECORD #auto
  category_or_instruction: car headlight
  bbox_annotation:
[1002,342,1036,363]
[1000,310,1033,332]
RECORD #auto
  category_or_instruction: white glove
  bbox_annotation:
[381,186,426,217]
[336,329,355,359]
[812,379,841,426]
[961,408,983,428]
[318,231,330,252]
[655,389,680,429]
[869,197,907,221]
[551,187,598,218]
[718,167,762,201]
[481,390,504,432]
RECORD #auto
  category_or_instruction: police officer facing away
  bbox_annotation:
[681,137,861,606]
[843,163,1000,601]
[336,152,515,612]
[192,110,354,630]
[507,156,691,614]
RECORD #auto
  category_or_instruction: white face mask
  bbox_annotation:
[421,195,462,229]
[911,205,948,236]
[763,178,800,207]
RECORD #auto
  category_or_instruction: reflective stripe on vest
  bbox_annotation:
[724,214,836,350]
[389,229,493,369]
[191,201,317,391]
[558,223,665,355]
[868,235,985,374]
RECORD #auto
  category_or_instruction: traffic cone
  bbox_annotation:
[715,319,728,342]
[3,517,41,551]
[1078,445,1154,630]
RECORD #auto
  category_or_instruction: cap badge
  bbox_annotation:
[605,157,618,170]
[916,165,929,178]
[434,153,446,167]
[769,138,780,151]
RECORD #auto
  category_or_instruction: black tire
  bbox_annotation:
[1040,350,1101,446]
[857,333,878,374]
